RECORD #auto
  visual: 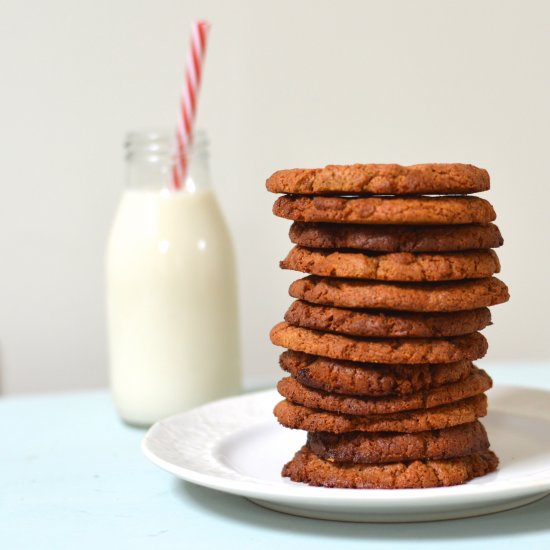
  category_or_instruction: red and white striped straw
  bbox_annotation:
[172,20,210,190]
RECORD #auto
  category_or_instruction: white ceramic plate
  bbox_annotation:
[142,385,550,522]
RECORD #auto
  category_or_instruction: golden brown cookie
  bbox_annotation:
[273,195,496,225]
[284,301,492,338]
[282,446,498,488]
[289,276,509,312]
[307,421,489,463]
[277,368,492,415]
[273,394,487,434]
[266,163,490,196]
[280,351,474,396]
[289,222,504,252]
[270,322,488,364]
[274,394,488,433]
[281,246,500,281]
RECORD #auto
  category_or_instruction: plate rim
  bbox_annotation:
[142,384,550,505]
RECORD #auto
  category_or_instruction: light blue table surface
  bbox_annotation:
[2,363,550,550]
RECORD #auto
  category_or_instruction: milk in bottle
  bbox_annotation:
[107,131,240,426]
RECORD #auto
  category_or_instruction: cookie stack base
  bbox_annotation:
[283,446,498,489]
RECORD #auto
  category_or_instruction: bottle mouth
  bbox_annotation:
[124,129,208,160]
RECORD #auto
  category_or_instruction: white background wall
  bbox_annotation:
[1,0,549,394]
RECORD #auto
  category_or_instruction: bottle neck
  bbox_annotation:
[124,130,210,192]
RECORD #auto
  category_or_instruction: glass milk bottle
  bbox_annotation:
[107,130,240,426]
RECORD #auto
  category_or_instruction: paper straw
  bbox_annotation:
[172,20,210,190]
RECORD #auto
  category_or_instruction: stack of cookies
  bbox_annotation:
[267,163,509,489]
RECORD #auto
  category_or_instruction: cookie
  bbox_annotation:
[270,322,488,364]
[277,368,492,415]
[289,276,509,312]
[266,163,490,196]
[273,195,496,225]
[281,246,500,282]
[284,301,492,338]
[308,421,489,463]
[280,351,474,396]
[274,394,488,433]
[289,222,504,252]
[282,446,498,488]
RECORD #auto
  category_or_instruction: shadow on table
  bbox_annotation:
[176,481,550,540]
